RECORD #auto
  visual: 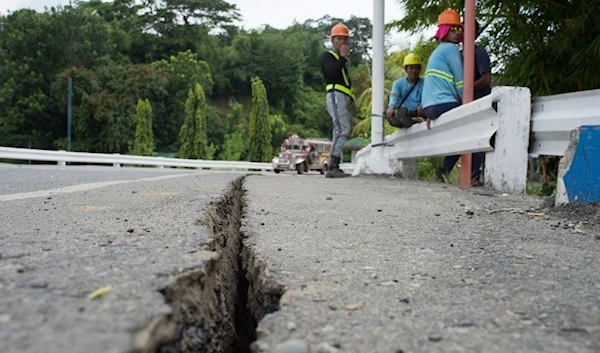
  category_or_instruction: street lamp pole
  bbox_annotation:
[67,77,72,152]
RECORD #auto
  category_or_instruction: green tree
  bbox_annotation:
[351,37,438,138]
[0,5,128,149]
[218,102,247,160]
[247,77,272,162]
[219,128,244,161]
[302,15,373,66]
[50,64,168,153]
[269,114,288,149]
[132,99,154,156]
[389,0,600,95]
[152,50,214,149]
[178,84,209,159]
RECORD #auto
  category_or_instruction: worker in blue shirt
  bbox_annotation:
[422,8,464,128]
[437,21,493,184]
[386,53,425,128]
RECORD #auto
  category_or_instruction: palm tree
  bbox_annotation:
[351,51,408,137]
[352,37,438,138]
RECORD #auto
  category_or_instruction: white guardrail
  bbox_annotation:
[357,93,498,161]
[0,146,356,173]
[355,87,532,193]
[0,147,274,171]
[530,89,600,156]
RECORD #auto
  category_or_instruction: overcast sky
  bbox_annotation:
[0,0,427,49]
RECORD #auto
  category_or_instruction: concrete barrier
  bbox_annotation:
[555,125,600,205]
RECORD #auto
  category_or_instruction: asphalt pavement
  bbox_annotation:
[1,165,599,353]
[0,165,239,353]
[243,173,600,353]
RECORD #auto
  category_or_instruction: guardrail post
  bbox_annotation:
[394,159,418,179]
[484,87,531,193]
[157,156,165,169]
[58,150,67,167]
[113,153,121,168]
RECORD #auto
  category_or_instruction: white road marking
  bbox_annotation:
[0,173,199,202]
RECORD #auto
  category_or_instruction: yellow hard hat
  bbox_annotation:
[403,53,422,67]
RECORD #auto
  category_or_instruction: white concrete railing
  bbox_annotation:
[530,89,600,156]
[0,147,274,171]
[355,87,532,193]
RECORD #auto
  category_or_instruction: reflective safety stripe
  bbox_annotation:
[425,69,463,90]
[425,68,454,82]
[326,50,354,99]
[326,83,355,100]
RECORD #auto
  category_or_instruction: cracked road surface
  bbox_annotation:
[1,165,599,353]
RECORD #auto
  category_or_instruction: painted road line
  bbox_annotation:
[0,173,199,202]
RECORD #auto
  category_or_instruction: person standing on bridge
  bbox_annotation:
[321,23,354,178]
[386,53,425,128]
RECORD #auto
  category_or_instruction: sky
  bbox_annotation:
[0,0,427,49]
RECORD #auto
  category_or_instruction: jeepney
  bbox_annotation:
[272,135,332,174]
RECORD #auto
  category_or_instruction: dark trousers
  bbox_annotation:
[423,101,484,178]
[441,152,485,176]
[423,101,460,120]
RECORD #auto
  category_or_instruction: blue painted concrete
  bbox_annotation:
[563,125,600,203]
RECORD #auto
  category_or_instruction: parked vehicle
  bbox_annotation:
[272,135,331,174]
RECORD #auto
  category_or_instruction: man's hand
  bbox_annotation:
[386,108,394,120]
[417,105,424,118]
[340,44,350,57]
[426,118,432,130]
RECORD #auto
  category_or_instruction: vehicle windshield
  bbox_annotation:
[283,144,305,150]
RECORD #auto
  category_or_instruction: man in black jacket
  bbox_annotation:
[321,23,354,178]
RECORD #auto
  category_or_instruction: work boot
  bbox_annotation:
[471,170,483,187]
[326,155,349,178]
[436,167,449,183]
[390,107,408,128]
[400,113,417,128]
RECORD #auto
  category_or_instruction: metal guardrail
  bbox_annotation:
[355,87,532,193]
[0,146,356,174]
[530,89,600,156]
[0,147,273,171]
[357,93,498,160]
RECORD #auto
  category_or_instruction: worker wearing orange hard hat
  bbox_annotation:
[421,9,465,182]
[422,9,464,126]
[320,23,354,178]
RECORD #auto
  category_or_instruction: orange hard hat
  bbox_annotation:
[437,9,461,26]
[330,23,350,38]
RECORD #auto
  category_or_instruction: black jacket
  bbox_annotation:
[320,51,352,89]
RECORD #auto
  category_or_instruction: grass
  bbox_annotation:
[526,182,556,196]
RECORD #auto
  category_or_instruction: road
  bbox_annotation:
[0,164,598,353]
[0,165,240,353]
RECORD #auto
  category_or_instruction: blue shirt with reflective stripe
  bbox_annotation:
[422,42,464,109]
[387,77,423,111]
